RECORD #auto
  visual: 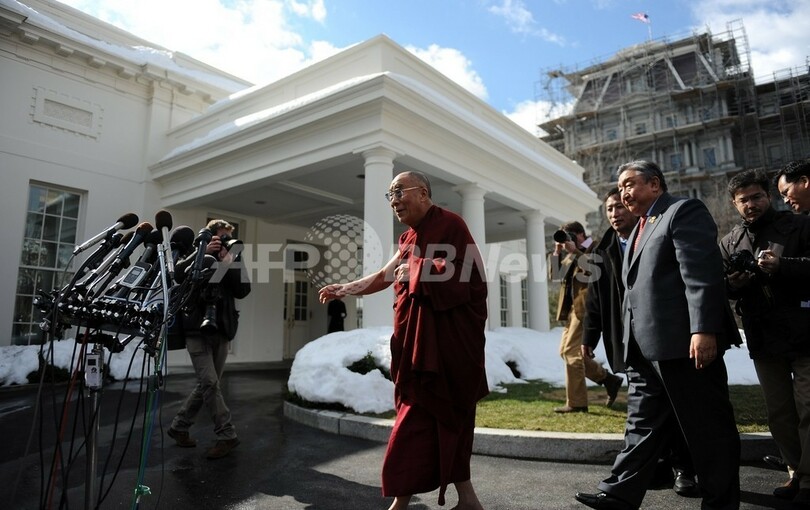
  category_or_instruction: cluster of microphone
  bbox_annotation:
[35,210,210,355]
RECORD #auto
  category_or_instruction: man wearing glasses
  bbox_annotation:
[319,171,488,510]
[720,169,810,505]
[776,159,810,214]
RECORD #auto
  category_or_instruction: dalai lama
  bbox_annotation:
[318,170,489,510]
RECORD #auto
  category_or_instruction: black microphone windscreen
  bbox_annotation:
[155,210,173,231]
[145,229,163,246]
[120,231,135,245]
[171,226,195,250]
[134,222,154,235]
[117,213,139,230]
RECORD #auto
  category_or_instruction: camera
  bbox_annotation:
[210,231,243,260]
[199,285,221,334]
[553,229,576,243]
[726,249,759,274]
[200,302,218,334]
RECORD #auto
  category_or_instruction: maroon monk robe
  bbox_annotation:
[381,205,489,506]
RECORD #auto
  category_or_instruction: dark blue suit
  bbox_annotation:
[598,193,741,509]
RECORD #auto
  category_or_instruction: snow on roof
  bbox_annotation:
[159,70,590,197]
[2,0,249,93]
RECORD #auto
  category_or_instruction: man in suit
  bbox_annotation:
[549,221,623,413]
[575,160,741,510]
[581,187,697,498]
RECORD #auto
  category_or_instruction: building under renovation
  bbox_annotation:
[538,20,810,235]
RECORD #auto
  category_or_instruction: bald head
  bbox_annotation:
[395,171,432,198]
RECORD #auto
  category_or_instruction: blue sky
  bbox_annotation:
[55,0,810,134]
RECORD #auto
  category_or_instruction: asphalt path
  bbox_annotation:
[0,369,793,509]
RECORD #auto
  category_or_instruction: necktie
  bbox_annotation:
[633,216,647,253]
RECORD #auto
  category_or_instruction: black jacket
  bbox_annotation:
[720,208,810,359]
[582,227,627,373]
[175,250,251,341]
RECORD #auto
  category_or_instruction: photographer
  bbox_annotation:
[548,221,622,413]
[167,219,251,460]
[720,170,810,503]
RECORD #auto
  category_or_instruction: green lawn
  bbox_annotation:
[345,380,768,434]
[475,380,768,434]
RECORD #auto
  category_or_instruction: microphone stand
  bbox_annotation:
[84,342,103,510]
[132,243,172,508]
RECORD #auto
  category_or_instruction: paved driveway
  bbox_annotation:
[0,369,792,509]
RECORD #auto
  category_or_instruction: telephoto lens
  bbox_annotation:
[553,230,574,243]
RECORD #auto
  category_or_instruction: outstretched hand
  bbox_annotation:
[319,284,346,303]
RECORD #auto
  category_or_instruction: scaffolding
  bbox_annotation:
[536,20,809,235]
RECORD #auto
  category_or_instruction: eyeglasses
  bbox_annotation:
[384,186,422,202]
[780,181,798,202]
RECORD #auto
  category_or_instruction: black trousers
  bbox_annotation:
[599,340,740,509]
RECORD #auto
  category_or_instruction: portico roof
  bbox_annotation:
[150,34,598,241]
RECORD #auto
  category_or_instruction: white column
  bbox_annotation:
[361,147,396,327]
[508,272,523,327]
[523,210,550,331]
[454,183,497,329]
[453,183,487,246]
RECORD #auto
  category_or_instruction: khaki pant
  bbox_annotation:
[171,331,237,440]
[560,311,609,408]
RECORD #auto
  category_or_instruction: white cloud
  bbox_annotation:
[287,0,327,22]
[487,0,566,45]
[58,0,330,85]
[691,0,810,81]
[503,98,575,136]
[406,44,489,100]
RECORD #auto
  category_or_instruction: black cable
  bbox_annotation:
[97,339,149,507]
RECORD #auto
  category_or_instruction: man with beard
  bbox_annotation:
[720,169,810,505]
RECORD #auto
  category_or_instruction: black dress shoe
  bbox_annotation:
[574,491,636,510]
[772,477,799,500]
[673,470,699,497]
[763,454,788,472]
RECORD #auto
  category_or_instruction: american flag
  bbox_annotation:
[631,12,650,24]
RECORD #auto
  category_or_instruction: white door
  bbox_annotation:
[283,274,311,359]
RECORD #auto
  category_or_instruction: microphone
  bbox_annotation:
[170,226,195,258]
[75,231,125,278]
[137,229,163,265]
[155,210,174,280]
[191,228,213,282]
[76,231,134,296]
[73,213,138,255]
[107,222,154,278]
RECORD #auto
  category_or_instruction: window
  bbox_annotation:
[703,148,717,168]
[634,122,647,135]
[14,184,81,345]
[520,278,528,328]
[664,115,677,128]
[499,275,508,327]
[669,153,683,171]
[283,279,309,321]
[768,145,784,165]
[605,128,618,141]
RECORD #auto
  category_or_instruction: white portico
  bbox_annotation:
[150,35,597,341]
